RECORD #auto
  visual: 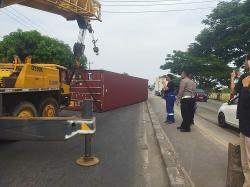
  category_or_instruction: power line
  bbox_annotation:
[9,7,49,33]
[103,0,218,6]
[0,8,49,34]
[4,9,37,30]
[0,9,31,29]
[103,6,214,13]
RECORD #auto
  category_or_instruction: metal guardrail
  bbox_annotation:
[209,93,230,102]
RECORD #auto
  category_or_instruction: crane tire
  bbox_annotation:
[12,102,38,118]
[39,97,59,117]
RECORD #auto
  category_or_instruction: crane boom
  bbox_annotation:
[0,0,101,21]
[0,0,101,80]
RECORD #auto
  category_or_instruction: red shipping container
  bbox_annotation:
[67,70,148,112]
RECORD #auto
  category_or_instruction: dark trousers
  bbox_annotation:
[180,98,196,130]
[191,101,197,124]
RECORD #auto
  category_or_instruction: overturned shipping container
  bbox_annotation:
[68,70,148,112]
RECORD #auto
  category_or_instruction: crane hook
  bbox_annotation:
[92,38,99,56]
[88,24,99,55]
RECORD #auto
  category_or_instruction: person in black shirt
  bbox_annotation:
[162,74,175,124]
[232,54,250,187]
[238,76,250,187]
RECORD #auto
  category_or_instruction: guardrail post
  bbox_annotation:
[226,143,244,187]
[0,93,3,116]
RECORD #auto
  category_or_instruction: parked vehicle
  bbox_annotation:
[195,89,208,102]
[217,96,239,128]
[154,76,167,97]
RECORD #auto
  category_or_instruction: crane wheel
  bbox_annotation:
[39,98,59,117]
[12,102,38,118]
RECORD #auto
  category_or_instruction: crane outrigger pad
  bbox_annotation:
[0,117,96,140]
[76,156,100,166]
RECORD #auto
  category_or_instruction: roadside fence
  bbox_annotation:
[209,93,230,102]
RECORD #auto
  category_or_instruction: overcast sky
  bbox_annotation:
[0,0,221,84]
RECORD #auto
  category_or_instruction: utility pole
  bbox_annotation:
[88,61,94,70]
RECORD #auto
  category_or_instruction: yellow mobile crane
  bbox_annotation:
[0,0,101,140]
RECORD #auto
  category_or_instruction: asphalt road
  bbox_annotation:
[0,103,169,187]
[196,99,222,124]
[149,95,240,187]
[196,99,240,136]
[0,96,241,187]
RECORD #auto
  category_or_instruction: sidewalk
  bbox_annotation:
[148,95,228,187]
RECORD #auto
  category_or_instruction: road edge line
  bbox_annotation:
[146,100,195,187]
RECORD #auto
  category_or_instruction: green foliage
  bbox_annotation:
[161,0,250,92]
[0,30,87,69]
[171,75,181,92]
[148,84,155,91]
[189,0,250,67]
[221,87,231,93]
[80,56,87,68]
[161,51,232,92]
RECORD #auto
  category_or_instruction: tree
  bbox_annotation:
[148,84,155,91]
[0,30,87,69]
[189,0,250,67]
[80,56,87,68]
[160,0,250,92]
[161,51,232,92]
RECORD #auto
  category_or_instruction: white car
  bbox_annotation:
[218,97,239,128]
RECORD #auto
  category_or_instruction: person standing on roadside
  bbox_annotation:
[176,70,196,132]
[238,76,250,187]
[232,54,250,187]
[162,74,175,124]
[230,69,241,100]
[188,73,196,125]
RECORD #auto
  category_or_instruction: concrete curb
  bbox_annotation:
[146,101,195,187]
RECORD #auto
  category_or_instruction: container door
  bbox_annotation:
[68,70,104,112]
